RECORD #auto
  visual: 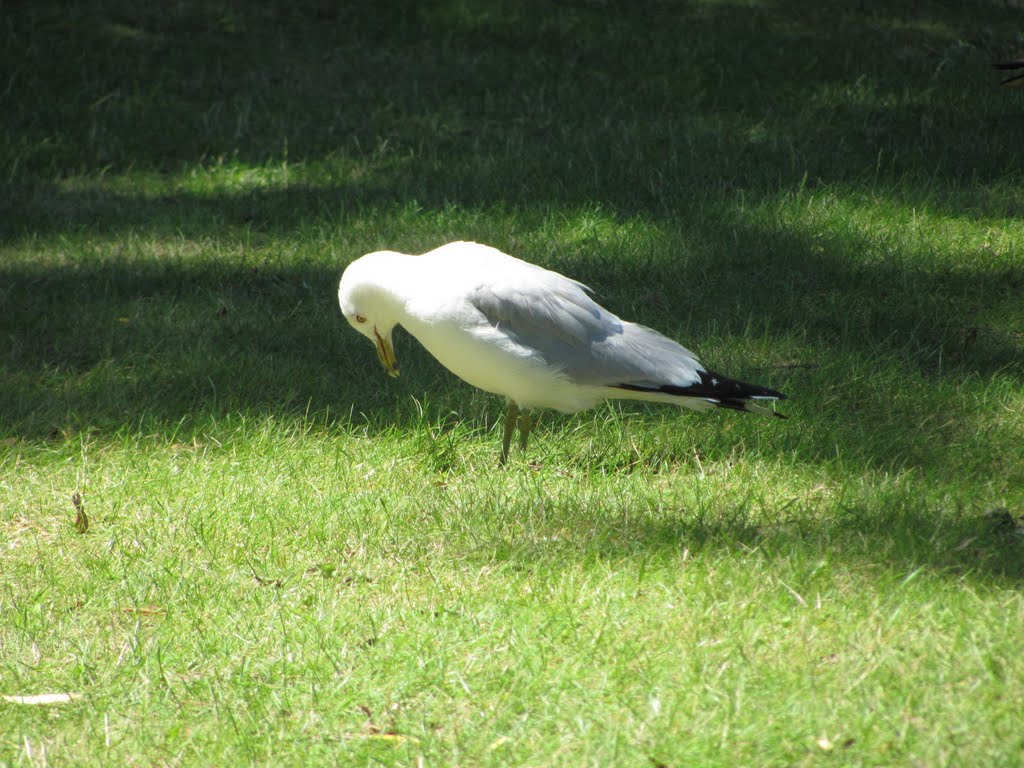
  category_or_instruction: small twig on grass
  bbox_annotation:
[71,492,88,534]
[247,561,283,588]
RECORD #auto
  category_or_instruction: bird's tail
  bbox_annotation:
[613,370,787,418]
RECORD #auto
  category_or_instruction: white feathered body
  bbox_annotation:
[338,241,783,416]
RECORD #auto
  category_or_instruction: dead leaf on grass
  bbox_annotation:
[121,605,165,616]
[815,736,854,751]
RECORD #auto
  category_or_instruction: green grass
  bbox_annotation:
[2,1,1024,765]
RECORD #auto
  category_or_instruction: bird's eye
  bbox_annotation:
[355,314,367,324]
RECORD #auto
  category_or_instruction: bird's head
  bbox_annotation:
[337,252,404,378]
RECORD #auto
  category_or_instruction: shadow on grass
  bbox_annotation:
[3,0,1022,221]
[463,488,1024,584]
[1,3,1021,496]
[1,192,1021,483]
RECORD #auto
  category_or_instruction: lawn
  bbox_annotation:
[2,1,1023,765]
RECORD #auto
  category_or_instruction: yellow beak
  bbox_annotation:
[373,328,399,377]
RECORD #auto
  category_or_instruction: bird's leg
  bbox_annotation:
[518,409,532,454]
[501,400,519,465]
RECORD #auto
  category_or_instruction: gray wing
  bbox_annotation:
[470,268,705,389]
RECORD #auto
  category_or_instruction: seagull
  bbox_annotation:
[338,241,786,463]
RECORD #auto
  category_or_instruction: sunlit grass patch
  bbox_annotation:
[3,0,1024,765]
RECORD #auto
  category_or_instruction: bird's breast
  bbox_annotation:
[402,315,599,412]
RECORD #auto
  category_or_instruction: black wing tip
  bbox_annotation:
[613,369,789,417]
[692,369,787,402]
